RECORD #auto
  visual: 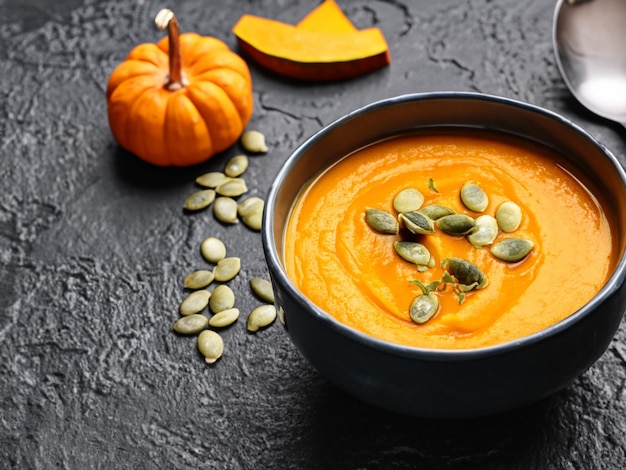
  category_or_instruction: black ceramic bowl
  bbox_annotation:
[261,92,626,419]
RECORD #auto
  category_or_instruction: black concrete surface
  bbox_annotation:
[2,0,626,468]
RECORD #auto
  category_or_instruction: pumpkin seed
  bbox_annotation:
[365,208,398,234]
[238,196,264,218]
[209,284,235,313]
[180,290,211,316]
[436,213,476,235]
[418,204,455,220]
[467,215,499,248]
[214,257,241,282]
[394,241,431,266]
[247,304,277,332]
[399,211,435,235]
[196,171,230,188]
[409,293,439,324]
[216,178,248,197]
[172,314,209,335]
[197,330,224,364]
[443,257,489,289]
[250,277,275,303]
[277,305,285,325]
[491,238,533,262]
[241,130,268,153]
[184,189,216,211]
[224,155,249,177]
[242,211,262,231]
[393,188,424,213]
[496,201,522,233]
[209,308,240,328]
[460,182,489,212]
[238,197,264,231]
[184,269,215,289]
[213,197,239,224]
[200,237,227,263]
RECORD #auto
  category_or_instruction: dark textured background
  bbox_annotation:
[2,0,626,468]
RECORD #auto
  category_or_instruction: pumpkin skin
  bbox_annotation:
[232,9,390,82]
[106,33,253,167]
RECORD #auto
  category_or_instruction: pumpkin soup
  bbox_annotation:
[284,132,617,349]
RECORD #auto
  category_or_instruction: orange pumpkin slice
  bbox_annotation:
[232,14,390,81]
[296,0,357,33]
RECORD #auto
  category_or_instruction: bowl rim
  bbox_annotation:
[262,91,626,361]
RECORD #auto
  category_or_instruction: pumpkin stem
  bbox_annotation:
[155,9,184,90]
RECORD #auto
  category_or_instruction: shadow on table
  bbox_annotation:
[111,146,224,191]
[296,379,568,469]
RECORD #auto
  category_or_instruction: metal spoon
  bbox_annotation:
[553,0,626,128]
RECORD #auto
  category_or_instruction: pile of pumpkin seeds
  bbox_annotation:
[174,130,277,364]
[183,130,268,230]
[365,180,534,324]
[174,236,277,364]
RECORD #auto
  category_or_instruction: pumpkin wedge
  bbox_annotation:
[296,0,357,33]
[232,14,390,81]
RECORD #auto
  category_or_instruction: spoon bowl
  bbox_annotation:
[553,0,626,127]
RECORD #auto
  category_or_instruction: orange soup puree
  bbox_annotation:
[284,132,617,349]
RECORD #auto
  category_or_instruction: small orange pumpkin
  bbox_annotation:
[106,9,254,167]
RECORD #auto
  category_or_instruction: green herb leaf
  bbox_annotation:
[428,178,439,193]
[410,279,441,295]
[409,279,428,294]
[426,280,442,292]
[452,285,466,304]
[441,272,455,284]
